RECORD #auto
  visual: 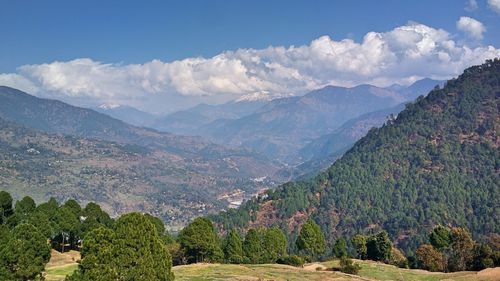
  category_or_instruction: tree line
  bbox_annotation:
[1,190,499,280]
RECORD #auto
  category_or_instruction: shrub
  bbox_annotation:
[339,257,361,275]
[390,248,409,268]
[277,255,305,267]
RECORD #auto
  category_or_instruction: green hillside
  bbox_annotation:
[212,59,500,253]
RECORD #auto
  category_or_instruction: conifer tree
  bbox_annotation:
[0,223,51,280]
[224,229,244,263]
[178,217,223,263]
[333,237,348,258]
[263,227,287,263]
[296,219,325,259]
[243,228,265,263]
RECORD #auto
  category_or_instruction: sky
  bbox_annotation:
[1,0,500,113]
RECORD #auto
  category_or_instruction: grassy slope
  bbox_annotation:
[43,250,499,281]
[323,260,498,281]
[171,261,499,281]
[172,263,359,281]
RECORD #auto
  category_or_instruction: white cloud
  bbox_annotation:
[1,22,499,112]
[0,73,40,94]
[457,17,486,40]
[488,0,500,14]
[465,0,478,12]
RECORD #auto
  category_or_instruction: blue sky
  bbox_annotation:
[0,0,499,112]
[1,0,499,72]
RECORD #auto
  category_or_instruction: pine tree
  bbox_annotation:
[68,213,174,281]
[0,191,13,224]
[224,229,244,263]
[296,219,325,259]
[366,231,392,262]
[0,223,51,280]
[66,226,118,281]
[352,234,368,259]
[178,217,223,263]
[263,227,287,262]
[429,226,451,250]
[243,228,264,263]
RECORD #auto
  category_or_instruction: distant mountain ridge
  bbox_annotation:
[152,100,268,135]
[94,104,158,127]
[195,81,442,164]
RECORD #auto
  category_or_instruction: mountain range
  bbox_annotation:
[0,86,284,229]
[151,79,443,165]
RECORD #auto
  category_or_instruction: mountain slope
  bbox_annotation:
[299,104,405,162]
[0,116,283,229]
[212,60,500,253]
[0,86,282,167]
[94,104,157,127]
[0,86,288,228]
[152,100,268,135]
[199,82,441,164]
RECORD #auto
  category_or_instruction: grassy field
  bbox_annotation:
[44,250,79,281]
[323,259,499,281]
[172,263,360,281]
[44,251,500,281]
[173,261,500,281]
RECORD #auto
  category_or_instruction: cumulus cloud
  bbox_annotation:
[488,0,500,14]
[456,16,486,39]
[0,73,40,94]
[465,0,478,12]
[1,22,499,112]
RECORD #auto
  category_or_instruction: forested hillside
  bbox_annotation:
[212,59,500,254]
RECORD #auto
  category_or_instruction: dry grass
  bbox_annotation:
[44,250,80,281]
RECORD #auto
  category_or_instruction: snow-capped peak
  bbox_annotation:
[235,91,293,102]
[98,103,121,110]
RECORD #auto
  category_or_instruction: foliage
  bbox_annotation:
[262,227,287,262]
[416,244,446,272]
[68,213,174,281]
[223,229,244,264]
[14,196,36,217]
[471,244,495,270]
[178,217,223,263]
[80,202,113,236]
[366,231,392,262]
[0,223,51,280]
[0,190,13,224]
[339,257,361,275]
[352,235,368,259]
[66,226,117,281]
[243,228,264,264]
[389,248,408,268]
[296,219,326,259]
[332,238,347,258]
[276,255,305,267]
[429,226,451,250]
[447,227,475,272]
